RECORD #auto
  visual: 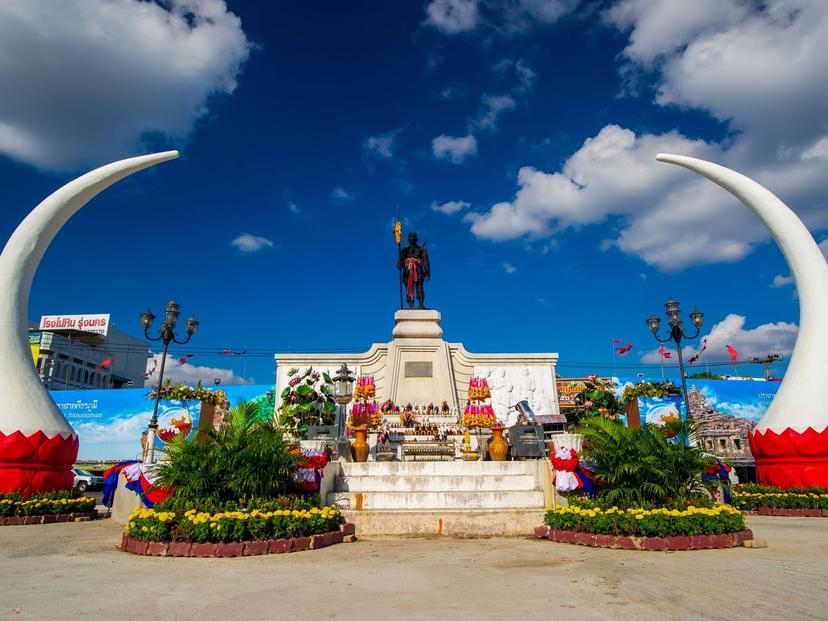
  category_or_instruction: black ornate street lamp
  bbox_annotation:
[140,299,199,463]
[647,299,704,421]
[332,363,356,460]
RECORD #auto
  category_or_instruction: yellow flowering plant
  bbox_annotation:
[0,490,96,517]
[544,503,744,537]
[732,484,828,510]
[125,504,344,543]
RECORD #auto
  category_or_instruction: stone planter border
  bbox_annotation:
[0,511,98,526]
[533,525,753,551]
[750,508,828,517]
[120,522,356,557]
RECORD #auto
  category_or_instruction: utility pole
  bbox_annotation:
[751,353,783,380]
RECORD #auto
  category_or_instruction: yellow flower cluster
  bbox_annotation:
[733,492,828,499]
[546,504,741,518]
[6,497,94,507]
[127,505,341,530]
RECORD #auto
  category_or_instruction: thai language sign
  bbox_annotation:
[53,384,276,461]
[40,313,110,335]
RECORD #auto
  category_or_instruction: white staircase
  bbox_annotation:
[326,461,548,537]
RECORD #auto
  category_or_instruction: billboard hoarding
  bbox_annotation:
[39,314,110,336]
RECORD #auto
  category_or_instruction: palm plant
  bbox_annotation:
[155,401,301,505]
[576,416,713,507]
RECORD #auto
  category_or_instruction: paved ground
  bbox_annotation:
[1,516,826,621]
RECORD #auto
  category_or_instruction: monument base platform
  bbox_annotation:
[342,508,546,538]
[327,460,551,538]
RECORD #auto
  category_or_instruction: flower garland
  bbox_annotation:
[148,383,227,406]
[467,377,491,401]
[353,375,376,401]
[462,403,496,428]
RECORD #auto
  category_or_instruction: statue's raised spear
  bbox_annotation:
[394,205,403,310]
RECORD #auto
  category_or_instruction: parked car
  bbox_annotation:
[72,467,104,492]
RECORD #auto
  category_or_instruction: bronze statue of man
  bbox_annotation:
[398,232,430,309]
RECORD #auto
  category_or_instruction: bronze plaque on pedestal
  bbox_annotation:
[405,361,433,377]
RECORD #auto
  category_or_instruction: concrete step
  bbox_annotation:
[342,508,546,538]
[335,460,542,477]
[327,489,544,511]
[334,474,539,493]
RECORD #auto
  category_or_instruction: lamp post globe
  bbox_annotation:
[332,363,356,460]
[140,299,199,464]
[646,298,704,426]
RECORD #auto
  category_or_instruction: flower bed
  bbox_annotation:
[538,504,750,550]
[732,484,828,516]
[121,504,354,557]
[0,491,97,525]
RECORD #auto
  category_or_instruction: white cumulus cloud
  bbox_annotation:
[771,274,795,288]
[425,0,479,34]
[471,94,516,130]
[432,134,478,163]
[364,130,400,159]
[0,0,251,170]
[466,0,828,270]
[231,233,274,253]
[432,200,471,215]
[331,187,354,202]
[425,0,578,35]
[641,314,798,365]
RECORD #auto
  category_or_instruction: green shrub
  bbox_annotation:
[576,417,714,508]
[154,401,301,505]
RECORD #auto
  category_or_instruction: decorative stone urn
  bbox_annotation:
[488,426,508,461]
[351,429,370,463]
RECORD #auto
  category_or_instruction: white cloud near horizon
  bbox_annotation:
[465,0,828,271]
[432,134,477,163]
[146,353,252,386]
[0,0,251,170]
[640,313,798,365]
[231,233,274,253]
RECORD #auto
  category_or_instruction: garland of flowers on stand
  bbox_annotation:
[348,375,379,430]
[148,382,227,406]
[462,377,496,429]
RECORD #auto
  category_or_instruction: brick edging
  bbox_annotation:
[0,511,98,526]
[120,522,357,557]
[533,525,753,551]
[751,508,828,517]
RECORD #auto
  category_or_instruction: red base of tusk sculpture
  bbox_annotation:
[750,427,828,489]
[0,430,78,498]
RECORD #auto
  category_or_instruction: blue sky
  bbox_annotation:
[1,0,826,385]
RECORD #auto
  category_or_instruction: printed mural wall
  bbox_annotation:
[53,384,276,461]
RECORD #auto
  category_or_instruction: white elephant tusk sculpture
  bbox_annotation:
[0,151,179,497]
[657,153,828,488]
